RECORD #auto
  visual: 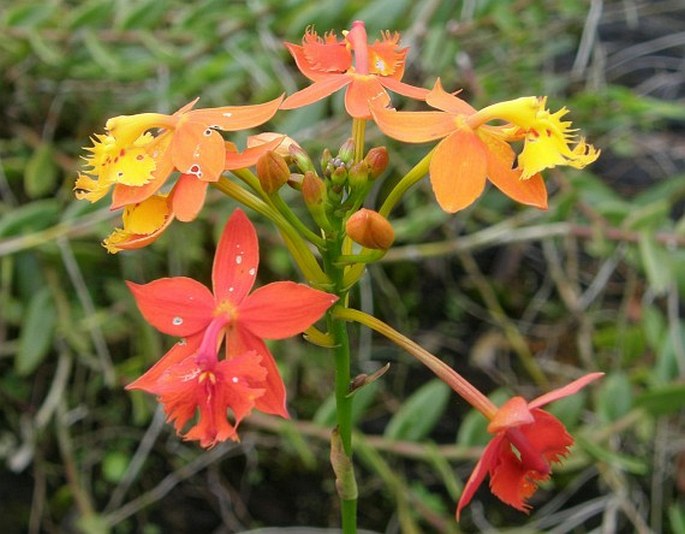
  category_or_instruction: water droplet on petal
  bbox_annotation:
[223,112,233,117]
[228,287,234,292]
[231,377,239,383]
[248,268,256,276]
[172,316,184,326]
[235,255,242,265]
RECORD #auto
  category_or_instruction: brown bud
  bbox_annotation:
[364,146,389,180]
[256,151,290,194]
[345,208,395,249]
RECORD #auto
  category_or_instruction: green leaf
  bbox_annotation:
[638,231,673,296]
[4,2,56,27]
[635,383,685,416]
[384,379,450,441]
[66,0,113,29]
[117,0,169,30]
[597,372,633,422]
[0,199,60,238]
[16,287,56,376]
[24,143,58,198]
[102,451,129,483]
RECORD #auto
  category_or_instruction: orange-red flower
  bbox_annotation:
[126,209,338,446]
[281,20,428,119]
[456,372,603,519]
[372,80,600,213]
[75,96,283,210]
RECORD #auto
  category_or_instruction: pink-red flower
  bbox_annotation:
[372,80,599,213]
[281,20,428,119]
[456,372,603,519]
[126,209,338,447]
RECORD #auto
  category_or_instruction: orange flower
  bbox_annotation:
[75,96,283,209]
[456,372,603,519]
[281,20,427,119]
[126,209,338,446]
[372,80,599,213]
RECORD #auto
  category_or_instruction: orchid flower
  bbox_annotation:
[126,209,338,446]
[281,20,427,119]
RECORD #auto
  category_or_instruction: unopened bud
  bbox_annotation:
[364,146,389,180]
[337,138,355,164]
[331,165,347,186]
[256,151,290,194]
[302,171,332,232]
[289,143,315,173]
[348,161,369,189]
[345,208,395,249]
[320,148,333,173]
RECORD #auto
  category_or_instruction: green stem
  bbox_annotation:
[378,148,435,218]
[352,118,366,163]
[334,307,498,420]
[211,177,329,287]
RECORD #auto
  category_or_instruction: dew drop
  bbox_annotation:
[248,268,256,276]
[228,287,235,292]
[172,316,184,326]
[223,112,233,117]
[231,377,239,383]
[235,255,243,265]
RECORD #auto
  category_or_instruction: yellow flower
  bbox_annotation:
[103,194,174,253]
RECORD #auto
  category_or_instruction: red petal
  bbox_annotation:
[456,434,504,520]
[430,131,488,213]
[380,76,430,101]
[523,409,574,464]
[171,174,208,222]
[212,209,259,303]
[344,76,389,119]
[371,106,457,143]
[487,396,534,433]
[529,372,604,409]
[239,281,338,339]
[426,78,477,115]
[479,130,548,209]
[188,95,283,131]
[286,39,351,81]
[280,75,351,110]
[224,136,285,170]
[126,278,215,336]
[226,328,288,418]
[172,121,226,182]
[126,334,202,393]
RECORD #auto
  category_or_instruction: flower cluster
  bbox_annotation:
[77,19,603,524]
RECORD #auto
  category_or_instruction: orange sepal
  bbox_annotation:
[188,95,283,131]
[487,397,535,433]
[171,174,208,223]
[280,75,351,110]
[530,372,604,409]
[379,76,430,100]
[426,78,477,115]
[429,130,488,213]
[371,105,458,143]
[345,76,389,119]
[224,136,285,170]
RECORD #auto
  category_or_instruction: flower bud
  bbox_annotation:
[347,161,369,189]
[256,151,290,194]
[289,143,315,173]
[364,146,389,180]
[320,148,333,173]
[330,165,348,186]
[337,138,355,164]
[345,208,395,250]
[302,171,333,232]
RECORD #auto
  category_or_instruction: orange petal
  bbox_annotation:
[174,97,200,116]
[171,174,208,223]
[371,106,458,143]
[529,372,604,409]
[429,130,488,213]
[487,396,535,433]
[188,95,283,131]
[345,76,389,119]
[480,130,548,209]
[225,135,285,170]
[111,144,175,210]
[456,434,505,520]
[427,78,477,115]
[524,409,574,464]
[379,76,429,100]
[172,121,226,182]
[280,75,351,110]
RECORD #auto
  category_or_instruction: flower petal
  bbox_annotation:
[456,434,505,520]
[371,106,457,143]
[379,76,430,100]
[224,135,285,170]
[487,396,535,433]
[286,38,351,81]
[524,409,574,463]
[188,95,283,131]
[171,174,208,223]
[426,78,476,115]
[429,130,488,213]
[344,76,389,119]
[172,121,226,182]
[238,281,338,339]
[227,328,288,418]
[280,75,351,110]
[529,372,604,409]
[480,129,548,209]
[126,278,215,336]
[212,209,259,303]
[126,334,202,393]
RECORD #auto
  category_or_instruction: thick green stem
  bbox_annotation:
[334,307,498,420]
[378,148,434,218]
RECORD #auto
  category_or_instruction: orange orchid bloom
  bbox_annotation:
[372,80,600,213]
[456,372,604,519]
[126,209,338,446]
[281,20,428,119]
[75,96,283,209]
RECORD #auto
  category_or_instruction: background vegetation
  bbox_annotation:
[1,0,684,532]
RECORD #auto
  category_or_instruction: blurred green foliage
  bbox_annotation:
[2,0,685,532]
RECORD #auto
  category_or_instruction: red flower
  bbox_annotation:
[281,20,427,119]
[126,209,338,446]
[456,372,603,519]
